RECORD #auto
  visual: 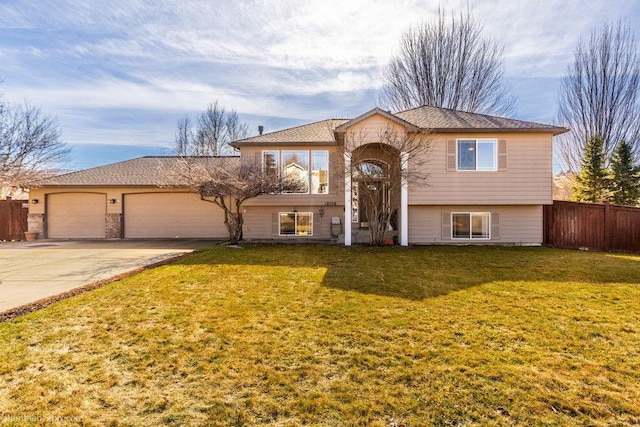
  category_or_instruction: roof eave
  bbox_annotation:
[423,127,570,136]
[232,140,337,147]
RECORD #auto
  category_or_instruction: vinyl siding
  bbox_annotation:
[408,205,543,245]
[243,205,345,240]
[409,133,554,205]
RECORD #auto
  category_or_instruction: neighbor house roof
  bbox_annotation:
[232,119,348,146]
[395,106,568,135]
[32,156,237,187]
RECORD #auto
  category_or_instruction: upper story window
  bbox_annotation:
[282,151,309,193]
[311,151,329,194]
[263,151,279,176]
[457,139,497,171]
[263,150,329,194]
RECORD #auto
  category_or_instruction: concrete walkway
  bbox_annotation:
[0,240,213,314]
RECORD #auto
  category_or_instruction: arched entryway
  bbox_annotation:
[347,143,404,245]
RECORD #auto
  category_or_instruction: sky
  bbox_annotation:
[1,0,639,170]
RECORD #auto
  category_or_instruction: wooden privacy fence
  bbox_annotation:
[0,199,29,241]
[544,200,640,252]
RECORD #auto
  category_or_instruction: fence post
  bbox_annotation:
[603,201,611,252]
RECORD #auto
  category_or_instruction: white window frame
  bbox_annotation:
[456,139,497,171]
[279,212,313,236]
[262,150,329,195]
[451,212,491,240]
[262,150,280,177]
[311,150,329,195]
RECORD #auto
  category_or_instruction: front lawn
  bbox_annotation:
[1,245,639,426]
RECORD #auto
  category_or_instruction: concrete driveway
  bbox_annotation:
[0,240,213,315]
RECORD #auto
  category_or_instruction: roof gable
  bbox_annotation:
[334,107,419,133]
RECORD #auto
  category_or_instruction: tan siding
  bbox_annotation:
[342,115,408,145]
[243,205,345,240]
[410,133,554,205]
[408,205,543,245]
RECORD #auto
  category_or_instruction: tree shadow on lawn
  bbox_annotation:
[175,244,640,301]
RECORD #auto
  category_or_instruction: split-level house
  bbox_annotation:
[28,106,567,245]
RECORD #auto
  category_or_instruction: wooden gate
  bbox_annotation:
[0,199,29,241]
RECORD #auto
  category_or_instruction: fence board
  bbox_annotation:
[544,200,640,252]
[0,199,29,241]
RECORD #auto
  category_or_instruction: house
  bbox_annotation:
[28,106,568,245]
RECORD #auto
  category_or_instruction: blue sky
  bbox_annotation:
[1,0,639,170]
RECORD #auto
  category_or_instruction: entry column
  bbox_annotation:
[400,151,408,246]
[344,152,352,246]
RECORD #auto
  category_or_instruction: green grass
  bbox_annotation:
[1,245,639,426]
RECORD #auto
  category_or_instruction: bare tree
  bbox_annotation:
[0,101,69,198]
[380,7,515,115]
[338,125,432,245]
[171,156,302,244]
[176,101,249,156]
[556,21,640,171]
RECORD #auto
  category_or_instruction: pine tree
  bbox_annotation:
[609,140,640,206]
[573,135,610,203]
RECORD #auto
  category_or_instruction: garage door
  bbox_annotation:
[47,193,106,238]
[124,193,226,238]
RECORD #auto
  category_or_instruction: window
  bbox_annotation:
[457,139,497,171]
[311,151,329,194]
[263,150,329,194]
[263,151,279,176]
[452,212,490,239]
[279,212,313,236]
[282,151,309,193]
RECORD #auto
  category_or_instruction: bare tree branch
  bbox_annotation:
[175,101,249,157]
[168,155,303,244]
[556,20,640,171]
[0,101,69,198]
[380,6,515,116]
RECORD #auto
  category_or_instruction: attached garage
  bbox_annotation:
[124,192,226,238]
[47,193,106,239]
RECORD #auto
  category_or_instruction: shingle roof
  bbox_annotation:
[235,106,568,147]
[395,105,568,135]
[33,156,237,187]
[232,119,348,146]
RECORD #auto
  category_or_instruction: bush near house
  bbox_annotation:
[0,245,639,426]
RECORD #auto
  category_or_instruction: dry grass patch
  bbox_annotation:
[0,245,639,426]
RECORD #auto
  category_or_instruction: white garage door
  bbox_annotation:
[124,193,226,238]
[47,193,106,239]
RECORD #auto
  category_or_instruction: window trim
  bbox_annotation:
[456,139,498,172]
[278,212,314,236]
[451,212,491,240]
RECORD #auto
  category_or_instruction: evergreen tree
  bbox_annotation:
[573,135,610,203]
[609,140,640,205]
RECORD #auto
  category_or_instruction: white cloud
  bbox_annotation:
[1,0,639,160]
